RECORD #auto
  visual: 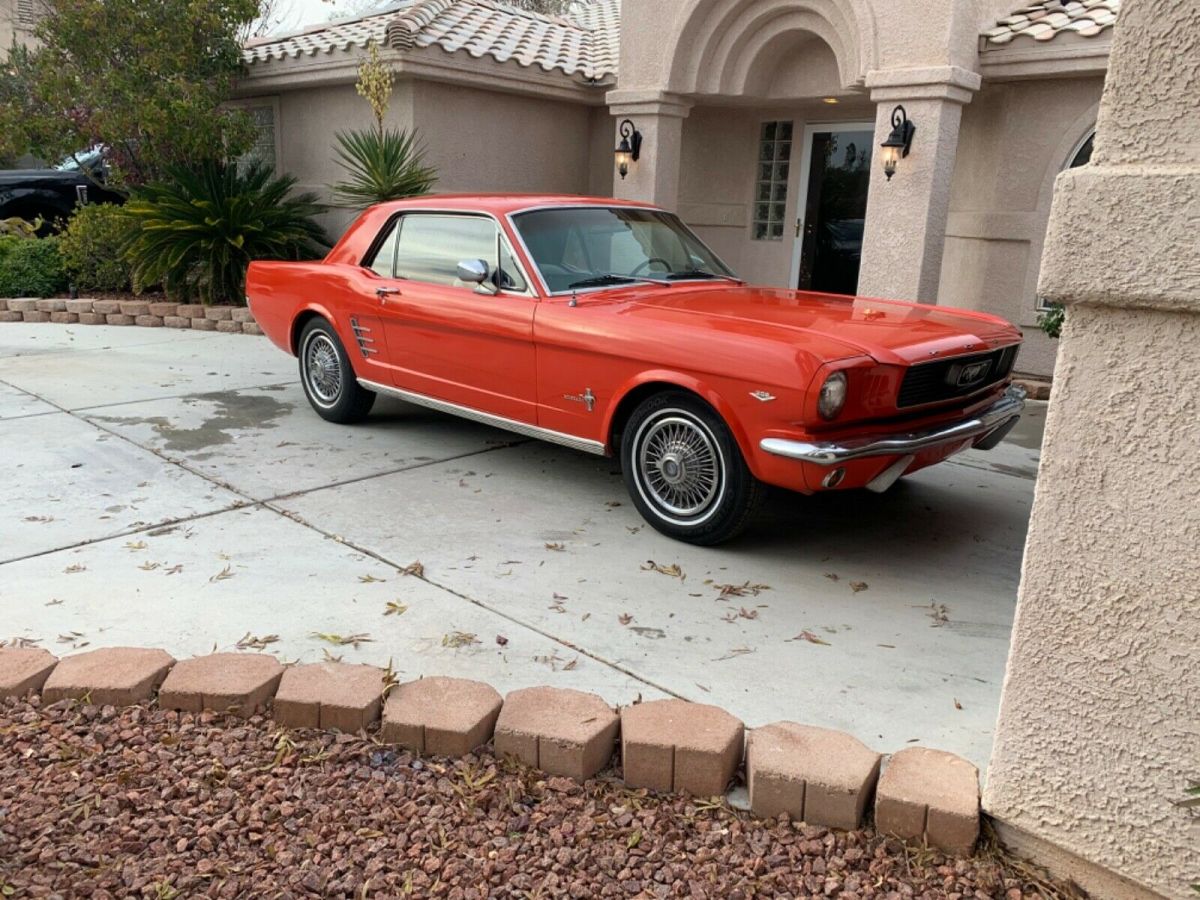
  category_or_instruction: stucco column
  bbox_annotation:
[856,67,980,303]
[605,90,692,209]
[984,5,1199,900]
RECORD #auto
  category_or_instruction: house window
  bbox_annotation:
[16,0,36,27]
[752,121,792,241]
[1067,131,1094,169]
[238,104,278,174]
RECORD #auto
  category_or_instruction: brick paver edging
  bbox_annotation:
[0,645,981,854]
[0,298,263,335]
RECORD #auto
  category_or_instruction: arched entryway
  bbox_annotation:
[609,0,886,293]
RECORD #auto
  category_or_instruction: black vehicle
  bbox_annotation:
[0,148,124,230]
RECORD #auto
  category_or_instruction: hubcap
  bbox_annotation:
[304,333,342,405]
[636,414,722,519]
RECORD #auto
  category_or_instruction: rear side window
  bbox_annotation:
[394,214,526,291]
[367,222,400,277]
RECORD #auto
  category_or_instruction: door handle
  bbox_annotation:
[376,286,402,300]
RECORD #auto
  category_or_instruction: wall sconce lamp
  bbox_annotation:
[880,105,915,180]
[615,118,642,180]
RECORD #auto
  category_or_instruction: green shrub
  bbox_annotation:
[1037,304,1065,339]
[58,203,134,292]
[122,161,327,305]
[330,128,437,210]
[0,236,68,297]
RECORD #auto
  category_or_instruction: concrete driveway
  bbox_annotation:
[0,323,1043,773]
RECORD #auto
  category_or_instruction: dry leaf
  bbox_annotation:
[714,646,754,661]
[45,598,63,606]
[63,563,86,574]
[401,561,425,577]
[383,601,408,616]
[824,573,839,582]
[721,611,738,624]
[544,542,565,552]
[954,698,963,710]
[358,574,386,584]
[312,632,373,649]
[618,613,633,626]
[236,632,279,651]
[715,581,771,599]
[495,635,509,647]
[787,630,831,646]
[442,631,479,649]
[737,607,759,620]
[164,564,183,576]
[641,560,685,580]
[209,565,234,582]
[849,581,868,593]
[138,561,160,571]
[124,541,148,551]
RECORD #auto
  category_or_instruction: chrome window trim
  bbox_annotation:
[504,204,739,298]
[363,208,536,298]
[358,378,606,456]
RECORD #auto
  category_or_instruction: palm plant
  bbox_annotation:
[330,127,437,209]
[123,162,327,305]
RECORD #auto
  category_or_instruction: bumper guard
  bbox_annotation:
[760,385,1027,466]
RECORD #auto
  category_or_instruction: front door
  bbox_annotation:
[371,212,539,424]
[792,123,873,295]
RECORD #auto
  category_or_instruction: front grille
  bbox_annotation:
[897,345,1018,408]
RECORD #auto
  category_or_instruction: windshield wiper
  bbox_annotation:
[666,268,744,283]
[567,273,672,289]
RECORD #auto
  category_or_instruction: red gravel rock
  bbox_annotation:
[0,698,1077,900]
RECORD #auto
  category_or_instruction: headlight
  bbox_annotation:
[817,372,848,420]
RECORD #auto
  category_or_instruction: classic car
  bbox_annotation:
[246,195,1024,545]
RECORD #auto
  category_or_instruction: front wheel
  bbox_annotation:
[298,318,375,424]
[621,391,762,545]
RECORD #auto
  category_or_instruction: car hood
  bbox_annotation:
[624,284,1022,365]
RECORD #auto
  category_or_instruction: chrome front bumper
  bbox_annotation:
[760,385,1027,466]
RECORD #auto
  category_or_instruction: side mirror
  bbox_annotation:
[456,259,490,283]
[456,258,498,295]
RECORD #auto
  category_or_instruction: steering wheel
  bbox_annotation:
[631,257,672,276]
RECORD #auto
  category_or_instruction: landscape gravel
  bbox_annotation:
[0,696,1082,899]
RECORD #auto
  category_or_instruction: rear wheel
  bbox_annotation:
[298,318,375,423]
[621,391,762,545]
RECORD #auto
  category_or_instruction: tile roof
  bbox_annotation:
[982,0,1120,46]
[244,0,620,82]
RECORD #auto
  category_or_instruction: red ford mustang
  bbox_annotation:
[247,195,1024,545]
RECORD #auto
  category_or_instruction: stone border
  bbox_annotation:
[0,645,981,855]
[0,298,262,335]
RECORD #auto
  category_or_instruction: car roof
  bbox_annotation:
[366,194,666,217]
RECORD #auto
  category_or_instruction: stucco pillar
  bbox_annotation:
[856,67,980,303]
[984,5,1200,900]
[605,90,692,209]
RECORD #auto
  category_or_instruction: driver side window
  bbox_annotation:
[393,214,527,292]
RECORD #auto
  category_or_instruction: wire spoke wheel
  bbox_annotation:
[635,412,724,521]
[304,332,343,406]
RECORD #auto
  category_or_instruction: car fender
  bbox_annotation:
[290,301,340,355]
[604,369,758,471]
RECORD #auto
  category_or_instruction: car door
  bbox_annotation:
[373,212,538,424]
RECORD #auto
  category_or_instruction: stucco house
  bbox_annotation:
[236,0,1119,378]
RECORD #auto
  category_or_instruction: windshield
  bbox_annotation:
[511,206,737,294]
[55,148,104,172]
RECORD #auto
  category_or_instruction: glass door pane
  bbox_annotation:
[797,128,872,295]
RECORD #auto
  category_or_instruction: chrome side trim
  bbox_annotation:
[357,378,607,456]
[760,386,1026,466]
